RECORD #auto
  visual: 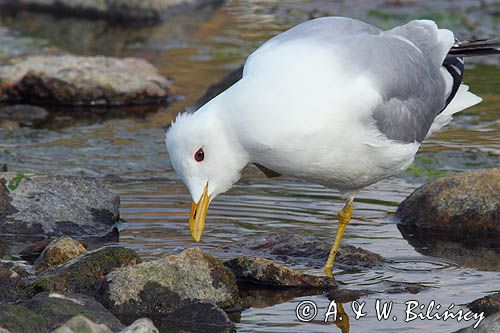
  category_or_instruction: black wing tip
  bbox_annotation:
[448,38,500,57]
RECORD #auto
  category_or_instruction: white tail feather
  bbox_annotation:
[426,84,482,139]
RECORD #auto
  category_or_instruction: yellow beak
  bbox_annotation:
[189,183,210,242]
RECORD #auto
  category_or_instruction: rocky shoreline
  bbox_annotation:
[0,169,498,332]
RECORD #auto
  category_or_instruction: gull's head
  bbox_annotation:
[165,109,248,242]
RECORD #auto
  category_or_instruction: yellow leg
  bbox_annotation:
[335,302,350,333]
[324,197,354,278]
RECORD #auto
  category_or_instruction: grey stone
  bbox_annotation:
[456,312,500,333]
[0,173,120,237]
[160,301,234,333]
[397,168,500,239]
[52,315,113,333]
[0,55,171,106]
[119,318,159,333]
[0,303,49,333]
[241,233,385,271]
[224,256,336,289]
[0,292,125,333]
[52,316,161,333]
[97,248,240,321]
[0,261,32,302]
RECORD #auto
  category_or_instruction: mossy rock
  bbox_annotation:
[0,303,49,333]
[0,292,124,333]
[97,248,240,322]
[224,256,336,289]
[31,246,141,296]
[241,233,385,271]
[0,262,32,302]
[468,293,500,317]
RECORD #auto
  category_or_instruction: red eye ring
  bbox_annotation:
[194,148,204,162]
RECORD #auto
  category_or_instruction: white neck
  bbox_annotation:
[196,90,251,179]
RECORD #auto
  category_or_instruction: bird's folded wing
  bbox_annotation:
[243,17,457,143]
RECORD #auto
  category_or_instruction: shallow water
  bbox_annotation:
[0,1,499,332]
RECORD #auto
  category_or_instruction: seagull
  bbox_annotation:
[165,17,498,277]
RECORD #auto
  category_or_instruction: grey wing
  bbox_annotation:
[247,17,452,143]
[367,21,453,143]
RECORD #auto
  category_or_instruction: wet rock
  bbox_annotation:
[31,246,141,296]
[52,315,113,333]
[119,318,159,333]
[0,292,124,333]
[159,301,234,333]
[0,55,171,106]
[194,66,243,109]
[1,0,224,22]
[240,233,385,271]
[397,168,500,239]
[34,236,87,273]
[0,303,48,333]
[333,245,385,271]
[0,173,120,237]
[25,292,124,331]
[0,261,32,302]
[53,316,160,333]
[468,293,500,317]
[456,312,500,333]
[97,248,240,322]
[0,104,48,127]
[224,256,336,289]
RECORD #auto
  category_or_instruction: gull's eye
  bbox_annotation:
[194,148,204,162]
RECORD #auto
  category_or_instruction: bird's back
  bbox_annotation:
[222,17,480,192]
[242,17,454,143]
